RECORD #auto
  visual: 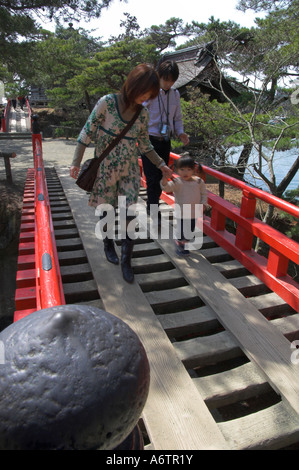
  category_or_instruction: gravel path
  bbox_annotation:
[0,137,95,189]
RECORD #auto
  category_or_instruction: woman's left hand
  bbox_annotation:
[70,165,80,179]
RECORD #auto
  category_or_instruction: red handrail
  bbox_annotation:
[33,134,65,309]
[139,152,299,312]
[199,162,299,218]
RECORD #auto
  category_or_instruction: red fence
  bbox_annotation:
[140,152,299,312]
[14,134,65,321]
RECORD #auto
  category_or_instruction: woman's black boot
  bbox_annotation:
[121,239,134,283]
[103,238,119,265]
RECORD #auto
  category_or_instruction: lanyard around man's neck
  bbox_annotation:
[158,89,170,124]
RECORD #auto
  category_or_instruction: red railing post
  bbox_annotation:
[0,116,5,132]
[235,189,256,251]
[211,208,226,231]
[267,247,289,278]
[240,189,257,218]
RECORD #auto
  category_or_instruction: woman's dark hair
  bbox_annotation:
[176,155,196,170]
[157,60,179,82]
[121,64,160,109]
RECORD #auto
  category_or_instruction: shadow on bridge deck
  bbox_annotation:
[50,166,299,450]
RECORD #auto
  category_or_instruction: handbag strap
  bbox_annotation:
[94,104,142,167]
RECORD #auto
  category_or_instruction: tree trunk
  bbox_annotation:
[236,143,253,178]
[255,204,275,252]
[85,90,92,113]
[269,77,278,103]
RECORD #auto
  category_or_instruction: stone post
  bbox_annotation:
[0,305,150,450]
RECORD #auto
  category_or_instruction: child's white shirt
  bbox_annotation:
[160,176,207,219]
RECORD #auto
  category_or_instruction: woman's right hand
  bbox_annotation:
[160,165,173,180]
[70,166,80,179]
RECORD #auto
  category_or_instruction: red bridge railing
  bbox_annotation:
[14,134,65,321]
[140,152,299,313]
[14,141,298,321]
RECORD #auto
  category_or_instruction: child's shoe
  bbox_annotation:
[175,240,189,256]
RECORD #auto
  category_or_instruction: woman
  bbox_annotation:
[70,64,172,283]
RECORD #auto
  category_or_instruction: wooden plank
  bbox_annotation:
[52,219,76,229]
[173,330,242,368]
[54,228,79,239]
[249,292,294,316]
[229,274,265,290]
[272,315,299,340]
[146,286,203,315]
[199,246,231,262]
[55,237,83,251]
[58,249,88,265]
[151,214,299,417]
[132,253,171,266]
[51,211,73,221]
[60,263,92,277]
[63,279,100,303]
[193,361,272,408]
[135,268,185,287]
[57,167,229,450]
[218,402,299,450]
[145,285,199,306]
[156,305,220,337]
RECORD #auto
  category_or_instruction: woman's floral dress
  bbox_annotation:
[77,94,158,209]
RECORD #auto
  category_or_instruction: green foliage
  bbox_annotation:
[277,187,299,239]
[28,26,105,109]
[143,17,193,53]
[0,0,116,26]
[0,0,116,89]
[65,36,159,105]
[181,88,249,147]
[284,187,299,205]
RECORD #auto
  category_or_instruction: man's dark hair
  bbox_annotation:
[157,60,179,82]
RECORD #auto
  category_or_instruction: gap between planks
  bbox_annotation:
[147,203,299,419]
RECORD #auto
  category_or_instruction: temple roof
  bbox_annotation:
[161,43,239,101]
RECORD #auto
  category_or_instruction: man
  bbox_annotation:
[141,60,189,218]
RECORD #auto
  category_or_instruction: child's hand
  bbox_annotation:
[161,175,168,186]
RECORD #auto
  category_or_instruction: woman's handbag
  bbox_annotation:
[76,157,103,192]
[76,105,142,192]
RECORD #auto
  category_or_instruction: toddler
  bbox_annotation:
[161,156,208,255]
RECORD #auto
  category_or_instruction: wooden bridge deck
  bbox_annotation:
[45,166,299,450]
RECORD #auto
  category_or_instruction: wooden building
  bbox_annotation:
[161,42,240,102]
